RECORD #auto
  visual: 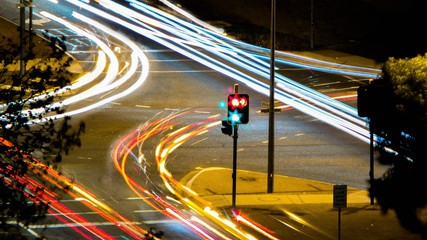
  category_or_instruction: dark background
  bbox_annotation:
[175,0,427,62]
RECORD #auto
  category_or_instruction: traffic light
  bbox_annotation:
[357,86,371,118]
[227,94,249,124]
[221,120,232,136]
[357,82,389,118]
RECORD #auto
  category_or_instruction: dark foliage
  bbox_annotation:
[367,54,427,239]
[0,33,84,238]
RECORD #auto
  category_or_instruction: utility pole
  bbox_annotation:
[311,0,315,49]
[369,123,374,205]
[16,0,33,76]
[19,0,26,76]
[29,0,33,54]
[267,0,276,193]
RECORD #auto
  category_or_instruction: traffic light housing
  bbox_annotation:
[357,86,371,118]
[227,94,249,124]
[221,120,232,136]
[357,82,389,118]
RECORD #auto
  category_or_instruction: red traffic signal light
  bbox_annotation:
[227,94,249,124]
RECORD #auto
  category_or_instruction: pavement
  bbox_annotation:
[180,168,421,239]
[180,167,370,208]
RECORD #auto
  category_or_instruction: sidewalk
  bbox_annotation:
[180,168,420,240]
[180,167,370,208]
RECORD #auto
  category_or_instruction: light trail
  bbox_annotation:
[62,0,374,147]
[6,0,386,238]
[0,146,113,239]
[152,113,280,239]
[1,137,151,239]
[112,111,227,239]
[111,110,283,239]
[51,0,385,238]
[23,11,150,124]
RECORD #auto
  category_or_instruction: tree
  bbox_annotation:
[366,54,427,239]
[0,30,84,239]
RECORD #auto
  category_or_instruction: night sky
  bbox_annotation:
[178,0,427,61]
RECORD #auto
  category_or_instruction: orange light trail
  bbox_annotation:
[112,109,282,239]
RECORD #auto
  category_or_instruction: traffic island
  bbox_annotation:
[179,167,370,208]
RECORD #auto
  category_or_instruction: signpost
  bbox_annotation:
[333,185,347,240]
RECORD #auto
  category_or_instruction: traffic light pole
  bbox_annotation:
[232,124,238,210]
[369,123,374,205]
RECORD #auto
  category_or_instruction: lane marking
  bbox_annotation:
[149,70,216,73]
[135,105,151,108]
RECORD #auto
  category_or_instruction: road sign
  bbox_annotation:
[333,185,347,208]
[260,102,281,113]
[260,108,281,113]
[15,1,33,8]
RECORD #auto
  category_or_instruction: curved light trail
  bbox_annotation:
[17,10,150,125]
[112,110,284,239]
[60,0,375,145]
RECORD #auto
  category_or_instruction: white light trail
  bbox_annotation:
[23,11,150,123]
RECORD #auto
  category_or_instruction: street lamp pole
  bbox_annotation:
[267,0,276,193]
[19,0,26,76]
[311,0,315,49]
[29,0,33,54]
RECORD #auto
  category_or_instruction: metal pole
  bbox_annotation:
[310,0,314,49]
[369,123,374,205]
[232,124,238,209]
[19,0,26,76]
[232,83,239,209]
[29,0,33,54]
[267,0,276,193]
[338,207,341,240]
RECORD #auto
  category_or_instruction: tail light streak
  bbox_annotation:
[112,111,282,239]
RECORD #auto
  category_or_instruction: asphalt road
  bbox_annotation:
[1,0,393,239]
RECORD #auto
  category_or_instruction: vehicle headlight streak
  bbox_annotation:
[39,11,119,106]
[25,11,149,124]
[131,0,364,126]
[63,0,374,145]
[127,0,372,116]
[1,9,152,238]
[127,0,365,128]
